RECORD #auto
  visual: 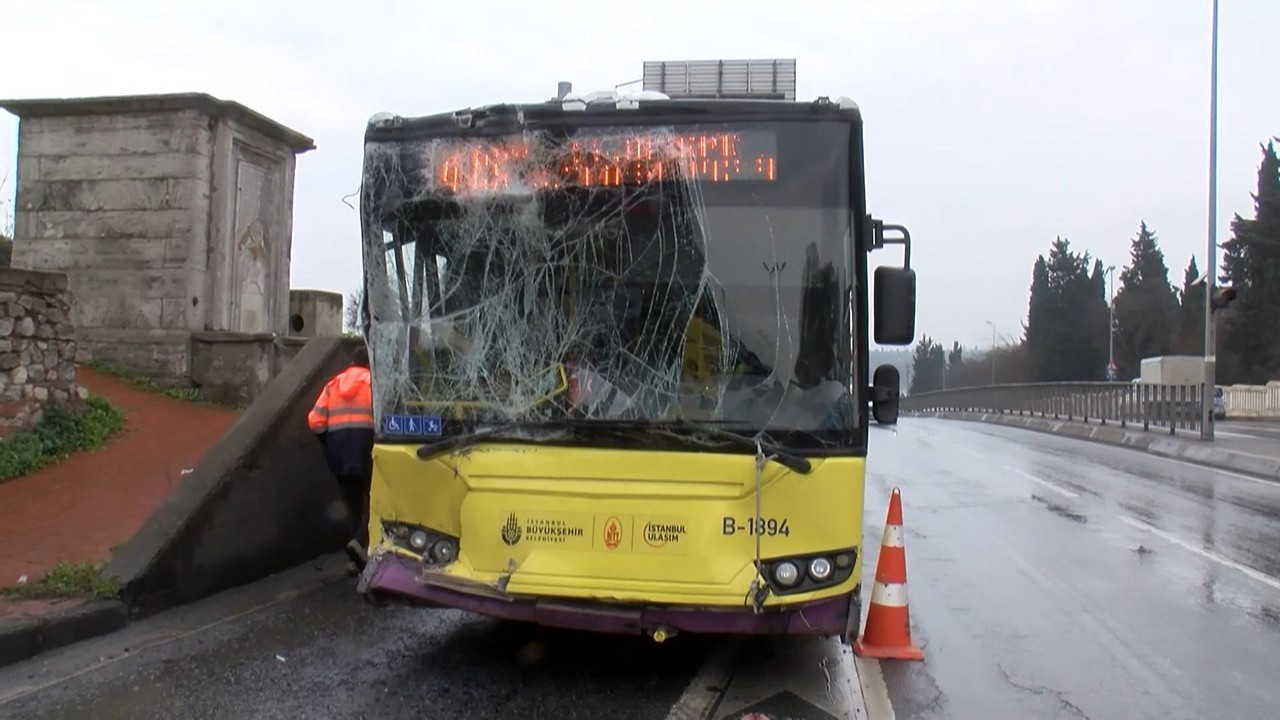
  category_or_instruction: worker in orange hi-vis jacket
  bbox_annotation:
[308,345,375,573]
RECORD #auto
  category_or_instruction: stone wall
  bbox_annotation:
[0,269,84,437]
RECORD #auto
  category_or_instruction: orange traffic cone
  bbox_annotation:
[854,487,924,660]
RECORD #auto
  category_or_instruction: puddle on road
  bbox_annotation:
[1057,479,1101,498]
[1031,494,1088,524]
[1198,572,1280,631]
[1019,462,1103,499]
[1257,604,1280,630]
[1120,502,1159,524]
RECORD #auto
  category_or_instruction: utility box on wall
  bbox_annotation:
[0,93,315,380]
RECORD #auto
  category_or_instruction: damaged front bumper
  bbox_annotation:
[357,551,854,637]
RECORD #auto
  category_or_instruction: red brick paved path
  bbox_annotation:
[0,368,240,610]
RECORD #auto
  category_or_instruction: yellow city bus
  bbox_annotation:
[354,86,916,643]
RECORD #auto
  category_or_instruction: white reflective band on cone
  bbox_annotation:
[869,581,909,608]
[880,524,904,549]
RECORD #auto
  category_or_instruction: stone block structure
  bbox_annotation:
[0,93,315,383]
[287,289,344,337]
[190,332,308,407]
[0,268,84,436]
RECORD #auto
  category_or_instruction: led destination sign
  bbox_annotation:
[432,130,778,194]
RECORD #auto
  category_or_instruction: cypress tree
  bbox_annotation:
[1220,141,1280,383]
[1112,222,1178,378]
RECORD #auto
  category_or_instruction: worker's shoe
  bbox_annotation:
[345,539,368,570]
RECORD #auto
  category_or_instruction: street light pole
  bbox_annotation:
[1107,265,1116,379]
[1200,0,1219,441]
[985,320,996,386]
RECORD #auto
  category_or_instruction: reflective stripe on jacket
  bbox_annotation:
[308,366,373,432]
[309,365,374,477]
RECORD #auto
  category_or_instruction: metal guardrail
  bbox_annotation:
[900,382,1205,434]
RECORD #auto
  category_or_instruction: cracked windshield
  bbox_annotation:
[361,121,856,448]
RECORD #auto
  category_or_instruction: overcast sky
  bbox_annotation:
[3,0,1276,351]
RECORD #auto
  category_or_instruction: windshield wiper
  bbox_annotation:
[415,422,526,461]
[673,420,813,475]
[545,418,813,474]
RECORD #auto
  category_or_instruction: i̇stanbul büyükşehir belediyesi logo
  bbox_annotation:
[502,513,521,546]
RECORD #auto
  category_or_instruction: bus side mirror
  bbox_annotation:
[874,266,916,346]
[871,364,901,424]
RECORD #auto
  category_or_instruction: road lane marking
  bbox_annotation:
[963,448,986,458]
[664,638,740,720]
[668,636,891,719]
[1144,454,1279,489]
[1014,469,1079,498]
[1118,515,1280,593]
[853,652,896,720]
[1212,430,1257,439]
[830,642,879,719]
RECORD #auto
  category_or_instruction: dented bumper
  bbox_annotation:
[360,552,852,636]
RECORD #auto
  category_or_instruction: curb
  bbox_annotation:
[0,599,128,669]
[1215,415,1280,423]
[913,411,1280,483]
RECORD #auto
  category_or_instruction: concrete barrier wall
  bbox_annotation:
[107,335,363,618]
[1222,383,1280,418]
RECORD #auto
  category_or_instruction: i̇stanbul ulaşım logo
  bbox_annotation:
[501,513,522,546]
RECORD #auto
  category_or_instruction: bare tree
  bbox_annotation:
[0,172,13,268]
[343,286,365,334]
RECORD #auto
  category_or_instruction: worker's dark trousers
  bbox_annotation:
[337,473,372,548]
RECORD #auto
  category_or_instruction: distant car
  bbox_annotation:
[1213,386,1226,420]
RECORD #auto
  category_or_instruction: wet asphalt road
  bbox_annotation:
[0,557,711,719]
[5,418,1280,719]
[866,419,1280,720]
[1216,419,1280,442]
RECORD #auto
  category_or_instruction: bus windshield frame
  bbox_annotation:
[359,116,862,452]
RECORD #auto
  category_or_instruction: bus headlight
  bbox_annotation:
[808,557,833,581]
[763,548,856,595]
[774,561,800,586]
[431,539,458,564]
[383,522,459,563]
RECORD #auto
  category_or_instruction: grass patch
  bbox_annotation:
[161,386,206,403]
[0,396,125,483]
[0,561,120,601]
[83,358,221,405]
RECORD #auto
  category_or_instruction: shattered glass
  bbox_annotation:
[360,118,858,449]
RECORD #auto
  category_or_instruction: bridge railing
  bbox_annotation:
[900,382,1205,435]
